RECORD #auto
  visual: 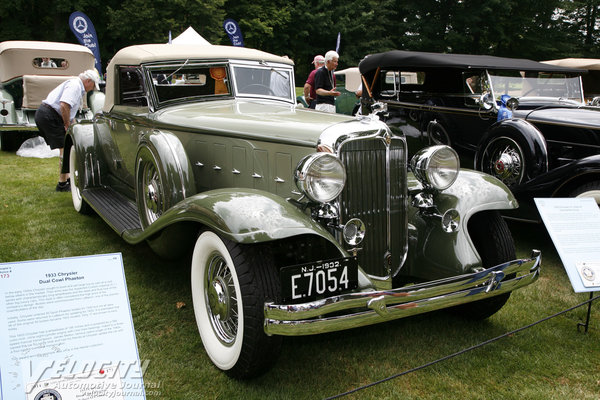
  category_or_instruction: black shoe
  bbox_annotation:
[56,180,71,192]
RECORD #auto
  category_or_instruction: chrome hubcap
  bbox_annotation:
[207,276,231,320]
[484,137,524,186]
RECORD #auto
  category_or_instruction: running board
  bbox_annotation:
[82,187,142,234]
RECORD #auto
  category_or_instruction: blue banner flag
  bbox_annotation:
[223,19,244,47]
[69,11,102,76]
[336,32,341,54]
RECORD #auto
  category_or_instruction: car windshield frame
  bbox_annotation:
[229,59,295,103]
[487,70,585,103]
[143,59,295,109]
[145,61,234,108]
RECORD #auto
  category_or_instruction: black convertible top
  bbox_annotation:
[359,50,585,74]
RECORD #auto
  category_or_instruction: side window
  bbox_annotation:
[118,67,147,106]
[379,71,398,98]
[463,72,489,107]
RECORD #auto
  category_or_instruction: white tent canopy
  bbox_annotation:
[171,27,211,45]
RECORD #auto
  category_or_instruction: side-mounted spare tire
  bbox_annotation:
[475,120,548,187]
[449,211,516,320]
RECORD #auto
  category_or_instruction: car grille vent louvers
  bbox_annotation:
[338,136,408,279]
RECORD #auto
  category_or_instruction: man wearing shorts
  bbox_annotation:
[35,69,100,191]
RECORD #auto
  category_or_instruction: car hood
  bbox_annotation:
[517,106,600,130]
[152,99,370,147]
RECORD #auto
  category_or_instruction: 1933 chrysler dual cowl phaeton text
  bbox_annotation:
[64,44,540,378]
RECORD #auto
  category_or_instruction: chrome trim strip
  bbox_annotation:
[264,251,540,336]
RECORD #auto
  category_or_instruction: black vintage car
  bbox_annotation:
[359,50,600,220]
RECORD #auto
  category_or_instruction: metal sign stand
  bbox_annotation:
[577,292,595,333]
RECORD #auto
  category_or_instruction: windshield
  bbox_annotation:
[149,63,232,104]
[232,64,293,101]
[488,71,584,103]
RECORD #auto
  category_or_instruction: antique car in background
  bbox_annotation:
[0,40,100,150]
[543,58,600,104]
[332,67,361,115]
[296,67,361,115]
[359,50,600,220]
[65,43,540,378]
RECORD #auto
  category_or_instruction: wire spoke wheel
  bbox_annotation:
[142,162,162,223]
[136,146,166,227]
[205,251,239,345]
[191,231,281,378]
[480,136,525,186]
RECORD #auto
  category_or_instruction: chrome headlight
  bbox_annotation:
[411,145,459,190]
[295,153,346,203]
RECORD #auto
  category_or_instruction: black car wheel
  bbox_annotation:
[479,136,526,186]
[191,231,281,378]
[449,211,516,320]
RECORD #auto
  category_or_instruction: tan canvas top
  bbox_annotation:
[108,44,294,67]
[543,58,600,71]
[103,44,294,112]
[335,67,361,92]
[0,41,95,82]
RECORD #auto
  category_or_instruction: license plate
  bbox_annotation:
[280,257,358,302]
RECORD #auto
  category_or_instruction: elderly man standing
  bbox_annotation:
[314,50,340,113]
[34,69,100,191]
[303,54,324,109]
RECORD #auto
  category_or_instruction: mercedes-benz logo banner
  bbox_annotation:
[69,11,103,76]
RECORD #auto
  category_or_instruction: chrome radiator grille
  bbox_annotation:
[338,136,408,279]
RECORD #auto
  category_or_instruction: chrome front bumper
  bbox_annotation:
[264,250,541,336]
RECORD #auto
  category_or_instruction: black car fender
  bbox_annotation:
[516,154,600,197]
[474,118,549,182]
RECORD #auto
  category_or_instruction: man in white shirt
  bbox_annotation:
[34,69,100,191]
[314,50,340,113]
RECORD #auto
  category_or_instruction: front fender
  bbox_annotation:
[123,188,342,249]
[405,169,518,279]
[475,118,549,179]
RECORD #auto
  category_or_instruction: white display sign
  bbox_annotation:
[535,197,600,293]
[0,253,146,400]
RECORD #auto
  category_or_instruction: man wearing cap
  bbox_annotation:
[303,55,325,109]
[34,69,100,191]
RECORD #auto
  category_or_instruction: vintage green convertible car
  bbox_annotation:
[65,44,540,378]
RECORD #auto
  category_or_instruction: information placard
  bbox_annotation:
[0,253,146,400]
[535,197,600,293]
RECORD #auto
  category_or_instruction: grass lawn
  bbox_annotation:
[0,150,598,399]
